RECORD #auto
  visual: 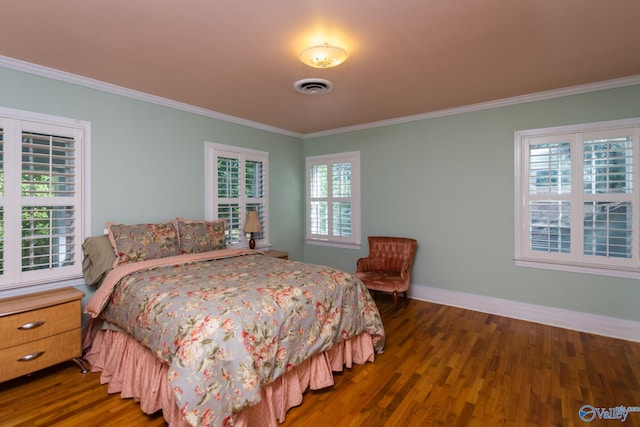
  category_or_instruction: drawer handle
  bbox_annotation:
[17,320,45,330]
[17,351,45,362]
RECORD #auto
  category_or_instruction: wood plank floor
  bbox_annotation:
[1,295,640,426]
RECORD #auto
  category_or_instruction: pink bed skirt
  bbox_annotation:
[82,320,376,426]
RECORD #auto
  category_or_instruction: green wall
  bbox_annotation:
[3,62,640,324]
[303,85,640,323]
[0,65,304,304]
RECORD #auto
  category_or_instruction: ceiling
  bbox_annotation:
[1,0,640,136]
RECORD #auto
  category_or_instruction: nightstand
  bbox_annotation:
[0,287,88,382]
[264,249,289,260]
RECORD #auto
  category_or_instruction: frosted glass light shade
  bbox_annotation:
[299,44,348,68]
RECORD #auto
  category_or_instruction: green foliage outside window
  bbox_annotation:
[0,173,73,274]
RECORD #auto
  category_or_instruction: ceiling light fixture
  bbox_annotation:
[299,44,348,68]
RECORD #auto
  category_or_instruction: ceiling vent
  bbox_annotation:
[294,78,333,95]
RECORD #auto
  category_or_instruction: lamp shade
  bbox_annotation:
[243,210,262,233]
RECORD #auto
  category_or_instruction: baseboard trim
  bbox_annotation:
[409,285,640,343]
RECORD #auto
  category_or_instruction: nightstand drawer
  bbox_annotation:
[0,301,80,349]
[0,328,81,382]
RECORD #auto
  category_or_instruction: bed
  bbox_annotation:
[81,219,385,427]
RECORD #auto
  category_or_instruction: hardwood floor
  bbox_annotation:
[1,295,640,426]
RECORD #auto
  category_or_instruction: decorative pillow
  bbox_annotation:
[175,218,226,254]
[82,235,117,286]
[107,222,180,268]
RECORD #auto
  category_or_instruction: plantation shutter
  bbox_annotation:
[306,151,360,247]
[520,125,640,270]
[245,159,265,243]
[0,118,85,291]
[581,130,636,263]
[21,131,77,272]
[331,161,352,238]
[527,139,572,255]
[217,155,241,245]
[309,163,328,236]
[0,126,4,277]
[209,144,268,248]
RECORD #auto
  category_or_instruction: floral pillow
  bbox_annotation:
[175,218,226,254]
[107,222,180,268]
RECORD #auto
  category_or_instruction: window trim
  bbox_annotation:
[514,117,640,279]
[204,142,269,249]
[0,106,91,296]
[305,151,361,249]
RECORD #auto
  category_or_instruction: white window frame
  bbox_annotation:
[204,142,269,249]
[306,151,361,249]
[0,106,91,295]
[514,117,640,279]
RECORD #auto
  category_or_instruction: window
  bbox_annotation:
[514,118,640,278]
[204,142,268,248]
[0,107,90,293]
[306,151,360,249]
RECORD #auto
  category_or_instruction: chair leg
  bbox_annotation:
[392,291,398,317]
[402,291,409,307]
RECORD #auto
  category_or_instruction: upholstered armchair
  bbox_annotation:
[356,236,417,317]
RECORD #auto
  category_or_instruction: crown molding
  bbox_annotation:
[0,55,302,138]
[302,74,640,139]
[2,55,638,140]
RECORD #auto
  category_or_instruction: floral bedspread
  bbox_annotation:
[91,251,385,427]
